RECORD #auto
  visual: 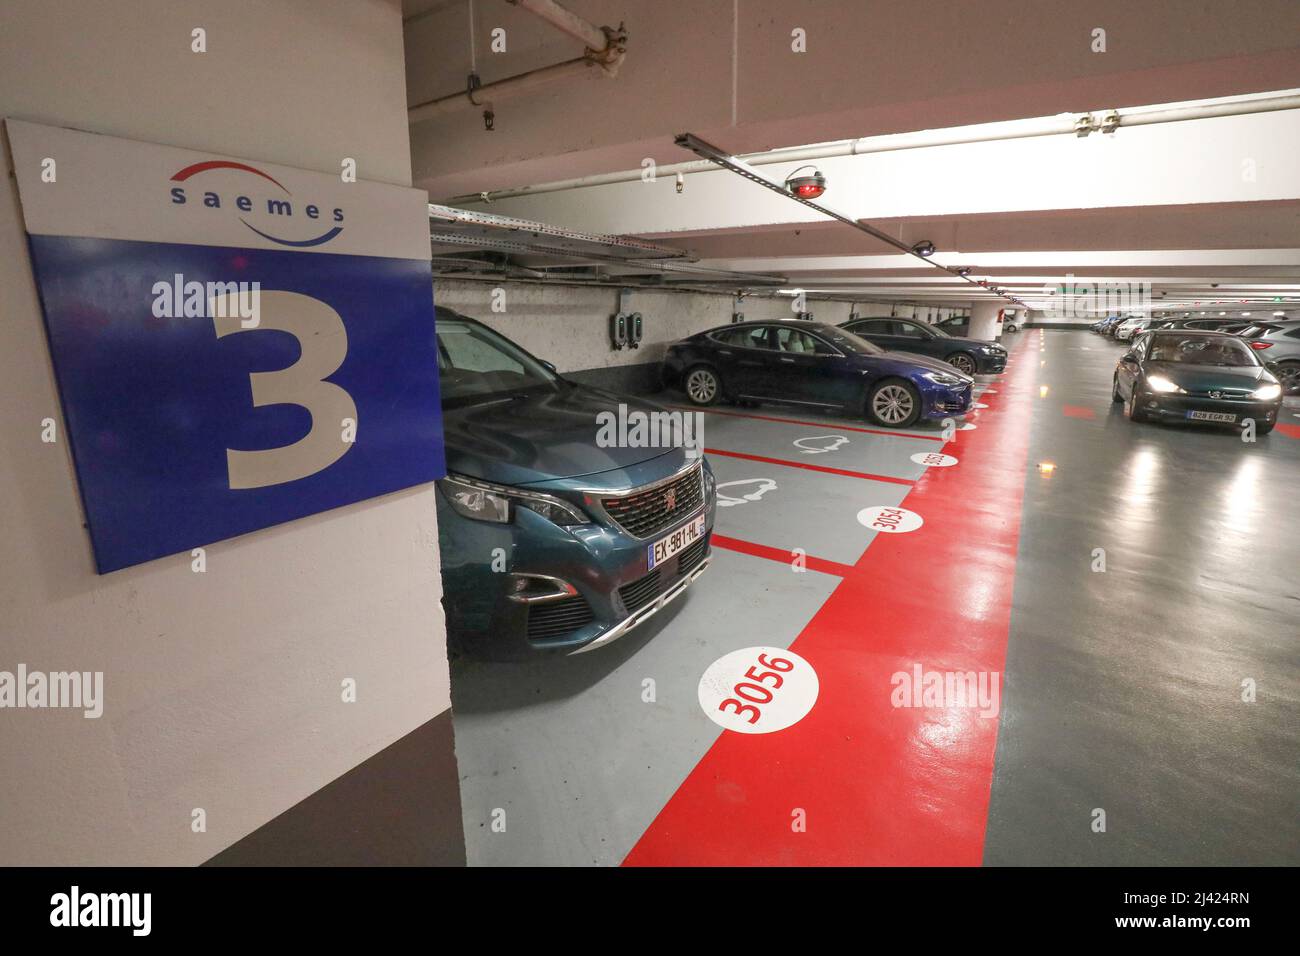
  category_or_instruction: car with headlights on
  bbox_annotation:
[1112,330,1284,433]
[662,320,973,428]
[436,311,717,659]
[839,316,1007,376]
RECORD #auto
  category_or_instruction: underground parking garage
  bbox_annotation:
[1,0,1298,936]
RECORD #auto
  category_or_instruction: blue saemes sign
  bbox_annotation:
[9,120,445,573]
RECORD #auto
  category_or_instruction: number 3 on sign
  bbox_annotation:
[700,646,819,734]
[212,290,357,490]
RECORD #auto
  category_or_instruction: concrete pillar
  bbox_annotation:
[968,301,1002,341]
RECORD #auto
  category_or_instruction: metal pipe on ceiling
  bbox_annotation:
[446,90,1300,203]
[674,133,1025,306]
[408,0,627,124]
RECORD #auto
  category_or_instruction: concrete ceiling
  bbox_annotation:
[403,1,1300,315]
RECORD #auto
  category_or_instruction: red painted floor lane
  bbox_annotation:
[704,447,915,485]
[1062,404,1096,420]
[1276,422,1300,439]
[624,338,1037,866]
[711,534,855,578]
[671,405,945,441]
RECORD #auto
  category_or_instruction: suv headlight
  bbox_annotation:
[440,475,590,527]
[1252,383,1282,401]
[923,370,965,386]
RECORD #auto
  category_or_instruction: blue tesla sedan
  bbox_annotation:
[436,311,716,660]
[661,320,974,427]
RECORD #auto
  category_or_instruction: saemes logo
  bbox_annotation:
[168,160,344,247]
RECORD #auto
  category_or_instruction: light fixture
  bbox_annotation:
[1038,461,1056,475]
[783,165,826,199]
[956,267,971,277]
[911,240,936,258]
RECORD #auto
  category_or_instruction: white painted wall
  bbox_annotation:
[0,0,450,865]
[434,279,909,372]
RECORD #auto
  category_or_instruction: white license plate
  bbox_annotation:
[647,514,706,569]
[1187,410,1237,423]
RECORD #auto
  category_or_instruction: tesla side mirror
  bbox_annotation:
[1265,361,1280,372]
[1121,351,1138,363]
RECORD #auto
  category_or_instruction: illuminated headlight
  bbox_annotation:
[1252,383,1282,401]
[440,475,590,527]
[923,370,965,386]
[1145,375,1184,394]
[978,345,1002,354]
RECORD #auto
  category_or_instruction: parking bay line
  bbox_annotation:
[626,333,1037,866]
[703,447,916,485]
[668,405,945,441]
[710,533,855,578]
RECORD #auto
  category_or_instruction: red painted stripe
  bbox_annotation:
[1062,404,1096,420]
[712,534,855,578]
[624,345,1036,866]
[671,405,944,442]
[704,448,915,486]
[1275,422,1300,439]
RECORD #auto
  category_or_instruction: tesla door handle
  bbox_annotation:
[779,357,796,363]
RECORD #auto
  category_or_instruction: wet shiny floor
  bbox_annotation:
[985,329,1300,865]
[449,329,1299,866]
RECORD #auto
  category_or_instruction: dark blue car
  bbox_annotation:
[661,320,973,427]
[839,315,1007,375]
[436,312,716,660]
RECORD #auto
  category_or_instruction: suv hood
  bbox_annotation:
[443,381,685,486]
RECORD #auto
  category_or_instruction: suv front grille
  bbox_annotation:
[617,534,710,614]
[526,595,595,642]
[601,465,704,539]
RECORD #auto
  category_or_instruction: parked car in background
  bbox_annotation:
[1113,316,1152,341]
[436,310,716,659]
[934,314,971,336]
[1233,318,1300,394]
[839,315,1007,375]
[1113,329,1283,433]
[663,320,973,428]
[1094,315,1126,335]
[1157,317,1253,332]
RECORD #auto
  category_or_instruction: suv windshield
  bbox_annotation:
[1147,333,1260,367]
[437,319,560,409]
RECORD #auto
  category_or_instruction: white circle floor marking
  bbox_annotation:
[972,401,989,409]
[911,451,959,467]
[858,505,924,534]
[958,422,977,430]
[698,646,819,734]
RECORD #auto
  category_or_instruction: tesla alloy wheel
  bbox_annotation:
[947,352,977,376]
[684,366,721,406]
[867,380,921,428]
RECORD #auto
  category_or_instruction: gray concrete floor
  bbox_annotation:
[984,329,1300,865]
